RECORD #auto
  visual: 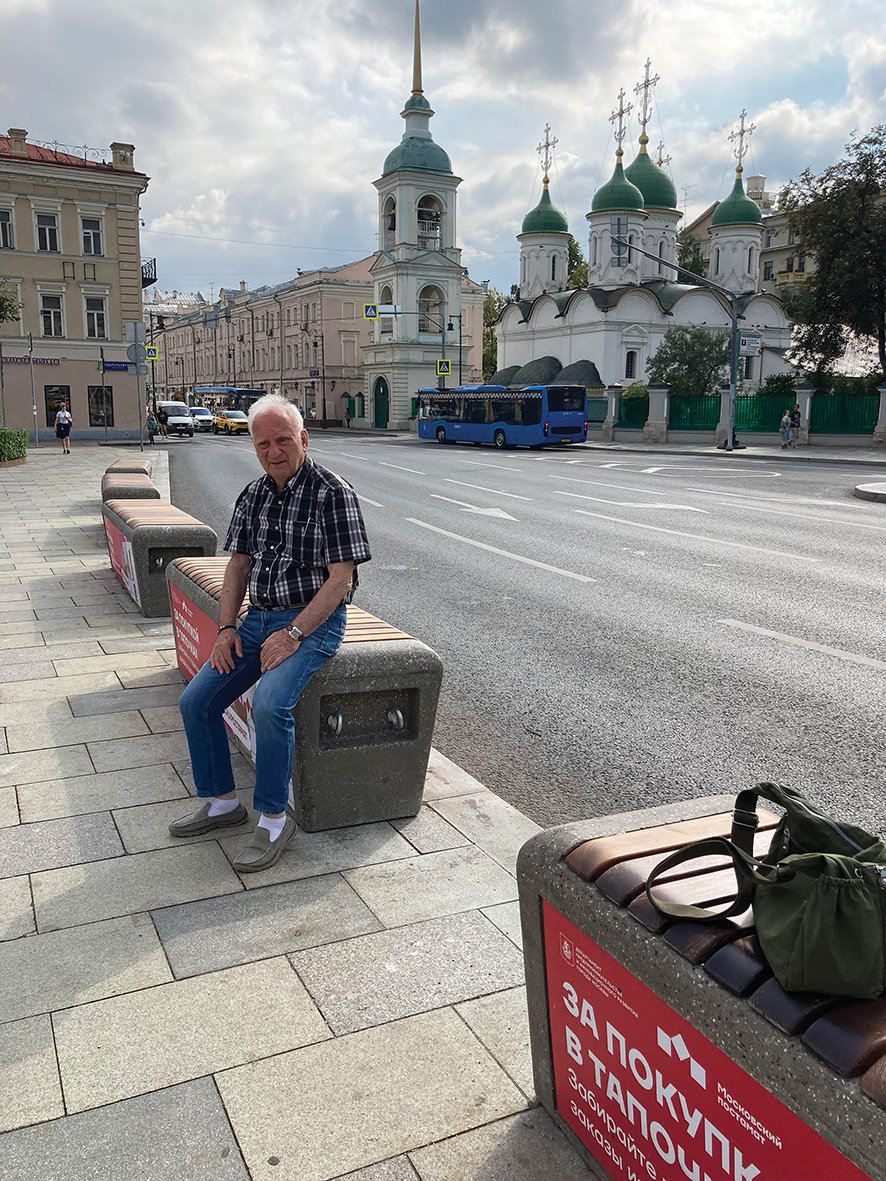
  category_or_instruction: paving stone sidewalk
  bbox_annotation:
[0,447,592,1181]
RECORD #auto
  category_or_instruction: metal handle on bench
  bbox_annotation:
[387,709,404,731]
[327,712,343,736]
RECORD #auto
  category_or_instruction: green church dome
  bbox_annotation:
[711,172,763,227]
[521,184,569,235]
[383,136,452,177]
[591,159,645,214]
[624,147,678,210]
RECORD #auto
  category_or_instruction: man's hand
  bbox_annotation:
[260,628,300,673]
[210,628,243,674]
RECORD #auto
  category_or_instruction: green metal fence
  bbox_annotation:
[619,396,648,429]
[668,394,720,431]
[586,396,608,425]
[734,394,794,433]
[810,393,880,435]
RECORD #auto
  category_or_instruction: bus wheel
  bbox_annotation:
[436,426,446,444]
[494,429,506,449]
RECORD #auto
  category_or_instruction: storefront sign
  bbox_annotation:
[169,583,256,759]
[103,519,141,607]
[1,355,60,365]
[543,901,874,1181]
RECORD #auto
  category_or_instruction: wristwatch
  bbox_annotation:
[287,624,304,643]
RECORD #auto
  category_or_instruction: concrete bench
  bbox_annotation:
[102,501,217,618]
[101,471,161,503]
[165,556,443,831]
[104,457,153,477]
[517,799,885,1181]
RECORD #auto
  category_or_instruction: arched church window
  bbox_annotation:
[417,195,443,249]
[628,235,634,263]
[383,197,396,250]
[591,236,598,267]
[714,249,720,276]
[748,247,754,273]
[551,255,557,282]
[418,284,444,333]
[658,240,664,275]
[625,350,637,380]
[379,284,394,335]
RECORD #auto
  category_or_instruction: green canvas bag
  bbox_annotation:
[646,783,886,999]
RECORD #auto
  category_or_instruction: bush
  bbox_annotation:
[621,381,649,400]
[0,428,28,462]
[759,374,797,398]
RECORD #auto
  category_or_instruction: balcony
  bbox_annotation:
[417,218,441,250]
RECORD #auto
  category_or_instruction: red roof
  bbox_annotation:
[0,137,145,175]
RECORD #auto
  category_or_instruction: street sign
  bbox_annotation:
[378,304,401,315]
[126,343,147,364]
[125,321,146,344]
[739,332,763,357]
[102,361,130,372]
[436,359,452,377]
[309,369,320,378]
[363,304,379,320]
[145,346,158,361]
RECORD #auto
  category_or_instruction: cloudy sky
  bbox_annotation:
[3,0,884,298]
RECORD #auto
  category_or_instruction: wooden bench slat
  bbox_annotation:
[802,999,886,1077]
[749,977,844,1035]
[662,910,754,963]
[860,1054,886,1108]
[628,867,745,934]
[703,935,773,997]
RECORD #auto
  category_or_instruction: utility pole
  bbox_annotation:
[27,332,38,447]
[0,340,6,428]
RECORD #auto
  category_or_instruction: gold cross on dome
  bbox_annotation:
[729,109,756,174]
[537,124,558,184]
[656,142,671,169]
[610,89,633,156]
[634,58,660,134]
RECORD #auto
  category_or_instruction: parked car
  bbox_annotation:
[190,407,214,432]
[157,401,194,437]
[213,409,250,435]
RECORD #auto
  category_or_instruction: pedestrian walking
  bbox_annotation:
[170,394,371,872]
[146,411,158,445]
[779,409,792,449]
[54,403,73,454]
[790,402,801,448]
[157,406,169,438]
[345,406,352,429]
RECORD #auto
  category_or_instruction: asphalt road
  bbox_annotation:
[170,432,886,834]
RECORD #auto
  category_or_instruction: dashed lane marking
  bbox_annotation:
[443,479,532,501]
[405,519,596,582]
[719,620,886,671]
[378,462,426,475]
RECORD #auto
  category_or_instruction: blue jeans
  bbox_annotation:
[179,604,347,815]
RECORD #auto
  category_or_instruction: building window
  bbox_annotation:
[37,213,59,252]
[765,230,775,248]
[85,296,107,339]
[417,195,443,249]
[787,230,797,245]
[763,261,774,281]
[798,255,806,273]
[714,248,720,275]
[82,218,103,255]
[343,301,355,320]
[625,350,637,379]
[292,345,299,368]
[383,196,397,249]
[41,294,64,337]
[658,240,665,274]
[591,236,597,267]
[418,285,444,333]
[551,255,557,282]
[286,308,291,326]
[44,385,71,428]
[311,303,317,321]
[786,257,794,273]
[88,385,114,427]
[747,247,755,273]
[0,209,13,249]
[286,344,292,367]
[83,262,96,281]
[743,356,753,380]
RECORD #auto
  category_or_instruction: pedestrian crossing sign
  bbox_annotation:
[145,346,159,360]
[436,359,451,377]
[363,304,378,320]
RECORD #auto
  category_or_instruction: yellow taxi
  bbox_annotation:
[212,409,250,435]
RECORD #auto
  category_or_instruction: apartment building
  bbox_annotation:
[0,128,149,437]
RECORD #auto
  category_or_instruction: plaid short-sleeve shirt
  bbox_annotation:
[224,457,371,608]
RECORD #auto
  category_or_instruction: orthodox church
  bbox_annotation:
[493,74,793,391]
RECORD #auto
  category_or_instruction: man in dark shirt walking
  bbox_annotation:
[170,394,371,872]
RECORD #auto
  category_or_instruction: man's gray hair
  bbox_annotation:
[247,394,304,435]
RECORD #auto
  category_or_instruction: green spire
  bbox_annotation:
[521,182,569,234]
[711,168,763,227]
[591,150,645,214]
[624,135,678,211]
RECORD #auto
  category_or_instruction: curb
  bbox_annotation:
[578,442,886,469]
[853,482,886,503]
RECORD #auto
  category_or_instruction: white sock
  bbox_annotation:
[208,796,240,816]
[257,814,287,841]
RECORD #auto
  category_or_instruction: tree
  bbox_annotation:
[482,287,509,381]
[567,235,587,288]
[759,374,796,399]
[646,325,732,397]
[0,281,19,324]
[781,125,886,374]
[676,230,706,279]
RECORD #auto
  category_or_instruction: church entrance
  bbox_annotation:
[373,376,389,429]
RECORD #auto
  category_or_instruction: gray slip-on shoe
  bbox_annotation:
[232,816,296,873]
[168,800,249,837]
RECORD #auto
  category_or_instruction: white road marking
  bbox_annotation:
[554,490,709,513]
[549,474,670,495]
[359,496,384,508]
[640,466,665,473]
[378,461,426,475]
[571,509,818,561]
[691,495,886,533]
[687,486,852,507]
[337,452,371,460]
[430,494,517,520]
[405,519,596,582]
[460,460,522,472]
[720,620,886,671]
[443,479,532,501]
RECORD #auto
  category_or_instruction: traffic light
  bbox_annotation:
[156,316,166,331]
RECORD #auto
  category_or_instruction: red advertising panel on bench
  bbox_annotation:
[543,901,874,1181]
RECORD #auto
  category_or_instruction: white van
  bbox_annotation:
[157,402,194,438]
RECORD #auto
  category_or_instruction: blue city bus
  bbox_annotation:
[192,386,266,414]
[417,385,587,449]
